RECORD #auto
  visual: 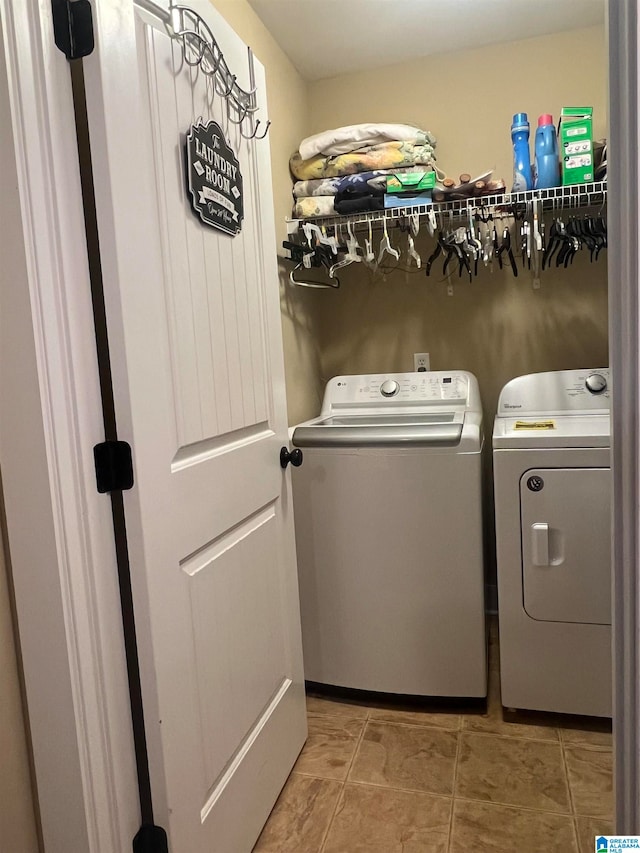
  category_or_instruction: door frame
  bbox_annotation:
[608,0,640,832]
[0,2,138,850]
[0,0,638,849]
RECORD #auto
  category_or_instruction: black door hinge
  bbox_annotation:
[52,0,94,60]
[94,441,134,494]
[133,824,169,853]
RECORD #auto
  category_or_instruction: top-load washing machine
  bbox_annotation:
[290,371,487,698]
[493,368,611,717]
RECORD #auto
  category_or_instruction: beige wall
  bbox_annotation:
[0,534,39,853]
[209,0,325,424]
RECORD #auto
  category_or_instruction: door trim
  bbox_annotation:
[0,2,138,850]
[608,0,640,832]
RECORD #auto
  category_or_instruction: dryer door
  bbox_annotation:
[520,467,611,624]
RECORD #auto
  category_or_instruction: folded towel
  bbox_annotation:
[293,167,434,199]
[384,192,433,209]
[300,123,436,160]
[335,196,385,216]
[294,196,337,219]
[334,185,385,215]
[290,140,437,181]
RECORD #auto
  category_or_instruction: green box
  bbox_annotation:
[560,107,594,185]
[386,170,436,194]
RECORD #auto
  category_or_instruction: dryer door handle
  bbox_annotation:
[531,523,550,566]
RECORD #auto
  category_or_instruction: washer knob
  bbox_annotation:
[585,373,607,394]
[380,379,400,398]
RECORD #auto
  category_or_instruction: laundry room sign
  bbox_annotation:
[185,120,243,236]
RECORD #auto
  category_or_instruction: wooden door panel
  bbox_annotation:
[141,22,270,449]
[187,504,287,784]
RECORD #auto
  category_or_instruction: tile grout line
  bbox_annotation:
[335,776,576,817]
[310,706,609,745]
[559,733,583,853]
[317,713,369,853]
[447,726,463,853]
[560,730,579,816]
[333,775,576,818]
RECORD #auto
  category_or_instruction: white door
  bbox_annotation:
[81,1,306,850]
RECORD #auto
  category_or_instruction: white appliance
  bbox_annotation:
[493,368,611,717]
[291,371,487,698]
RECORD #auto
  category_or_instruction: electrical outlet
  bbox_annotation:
[414,352,430,372]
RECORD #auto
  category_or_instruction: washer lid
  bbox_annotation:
[293,412,464,448]
[493,414,610,449]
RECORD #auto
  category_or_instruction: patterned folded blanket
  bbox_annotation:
[293,167,433,198]
[290,140,437,181]
[294,196,337,219]
[299,123,436,160]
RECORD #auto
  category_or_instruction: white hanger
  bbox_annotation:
[426,207,437,237]
[329,221,362,278]
[302,222,338,255]
[322,225,339,255]
[407,214,421,268]
[377,215,400,263]
[364,220,376,267]
[407,233,421,268]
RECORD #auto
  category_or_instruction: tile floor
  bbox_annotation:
[253,623,613,853]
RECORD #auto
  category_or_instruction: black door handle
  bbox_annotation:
[280,446,303,469]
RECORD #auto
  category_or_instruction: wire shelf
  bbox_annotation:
[286,181,607,233]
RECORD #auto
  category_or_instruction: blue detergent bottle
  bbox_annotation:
[511,112,533,192]
[534,114,560,189]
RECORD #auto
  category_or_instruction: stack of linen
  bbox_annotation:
[290,123,439,219]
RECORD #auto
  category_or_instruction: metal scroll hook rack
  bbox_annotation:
[167,4,271,140]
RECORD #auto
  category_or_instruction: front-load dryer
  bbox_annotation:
[493,368,611,717]
[290,371,486,698]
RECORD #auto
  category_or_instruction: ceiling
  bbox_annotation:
[247,0,605,81]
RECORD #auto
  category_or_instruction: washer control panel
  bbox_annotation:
[325,372,472,405]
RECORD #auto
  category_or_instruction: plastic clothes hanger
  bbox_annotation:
[406,214,421,268]
[302,222,338,254]
[426,208,437,238]
[289,263,340,288]
[328,222,362,278]
[322,225,339,255]
[363,219,376,267]
[482,218,494,266]
[497,226,518,276]
[407,234,421,268]
[425,236,443,276]
[377,215,400,264]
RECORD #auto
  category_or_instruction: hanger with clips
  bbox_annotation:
[378,215,400,264]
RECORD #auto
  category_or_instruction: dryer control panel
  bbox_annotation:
[323,371,478,408]
[497,368,611,417]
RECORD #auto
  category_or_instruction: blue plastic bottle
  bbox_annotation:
[511,112,533,192]
[534,114,560,189]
